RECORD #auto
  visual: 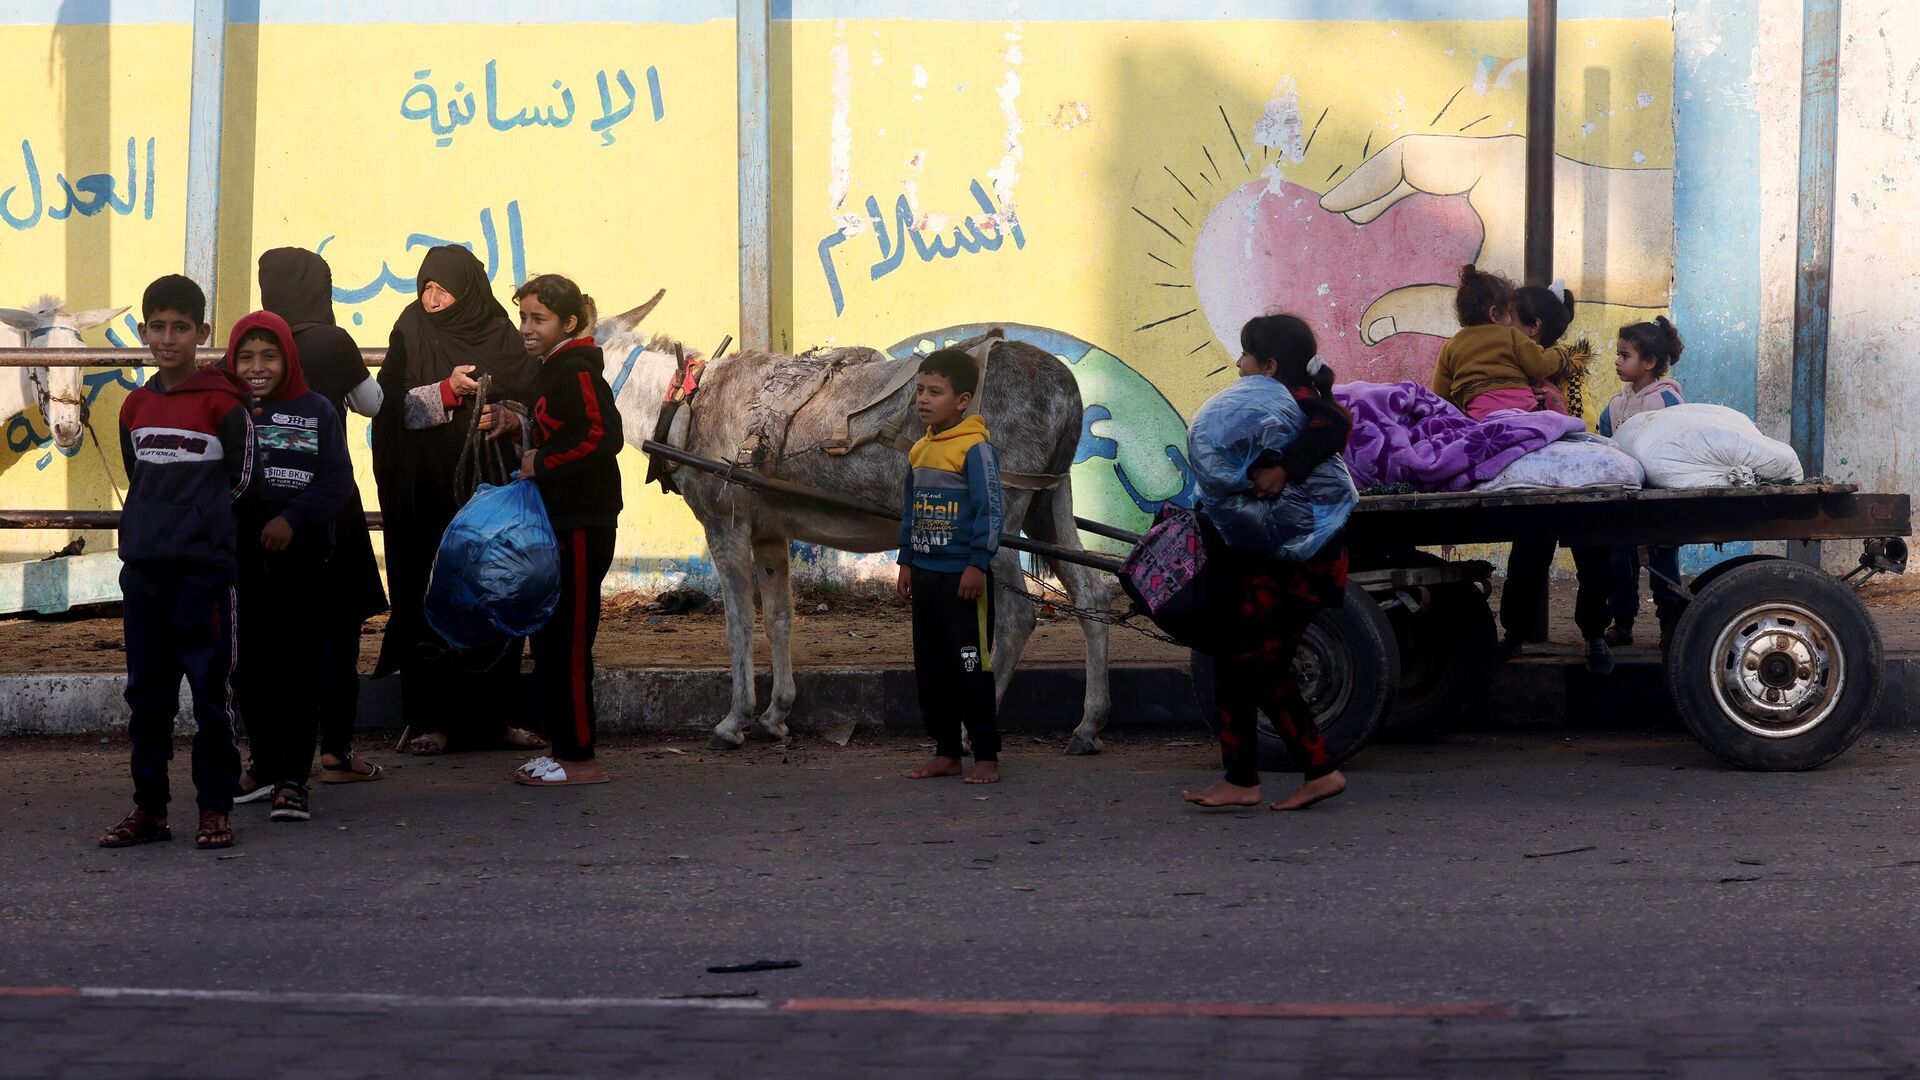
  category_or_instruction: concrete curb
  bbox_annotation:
[5,658,1915,738]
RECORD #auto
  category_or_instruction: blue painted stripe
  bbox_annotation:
[1672,0,1762,573]
[0,0,1667,24]
[1671,1,1760,417]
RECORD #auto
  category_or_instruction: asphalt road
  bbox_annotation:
[4,727,1919,1076]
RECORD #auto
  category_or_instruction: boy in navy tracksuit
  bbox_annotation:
[225,311,353,822]
[895,349,1005,785]
[100,276,254,851]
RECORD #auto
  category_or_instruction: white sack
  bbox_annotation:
[1475,433,1645,492]
[1614,403,1804,488]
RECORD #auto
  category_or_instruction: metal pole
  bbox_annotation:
[184,0,228,319]
[737,0,773,352]
[1790,0,1842,567]
[1524,0,1557,285]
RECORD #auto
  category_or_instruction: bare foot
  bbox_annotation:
[1271,771,1347,811]
[555,758,609,784]
[964,762,1000,785]
[1182,780,1262,808]
[906,756,965,779]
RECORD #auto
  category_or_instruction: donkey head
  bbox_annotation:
[0,296,130,448]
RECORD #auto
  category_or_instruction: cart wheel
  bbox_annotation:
[1379,582,1495,741]
[1666,559,1883,770]
[1190,581,1398,773]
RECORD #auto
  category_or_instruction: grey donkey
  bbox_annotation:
[593,298,1113,755]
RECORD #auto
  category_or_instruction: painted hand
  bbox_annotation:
[1319,133,1674,342]
[260,516,294,552]
[896,564,913,602]
[448,364,480,397]
[957,565,986,600]
[1249,464,1289,499]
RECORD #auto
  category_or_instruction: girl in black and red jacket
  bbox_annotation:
[492,274,622,786]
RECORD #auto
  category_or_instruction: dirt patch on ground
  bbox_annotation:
[1,584,1187,675]
[13,573,1920,676]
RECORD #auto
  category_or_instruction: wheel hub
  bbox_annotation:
[1712,605,1843,739]
[1284,623,1353,733]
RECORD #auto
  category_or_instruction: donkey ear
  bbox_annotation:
[70,306,130,331]
[607,289,665,332]
[0,308,37,331]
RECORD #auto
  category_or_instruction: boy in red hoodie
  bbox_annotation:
[100,276,254,852]
[224,311,354,822]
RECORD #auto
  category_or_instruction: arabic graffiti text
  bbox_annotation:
[2,138,158,232]
[401,62,664,149]
[817,179,1026,317]
[319,201,529,323]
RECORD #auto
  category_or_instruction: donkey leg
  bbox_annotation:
[706,528,760,750]
[989,547,1038,708]
[752,538,796,743]
[1057,557,1113,756]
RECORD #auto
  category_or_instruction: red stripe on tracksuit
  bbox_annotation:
[540,371,605,471]
[570,528,590,747]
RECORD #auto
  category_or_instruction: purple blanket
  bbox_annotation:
[1334,381,1584,493]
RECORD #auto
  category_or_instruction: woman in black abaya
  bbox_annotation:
[371,245,545,755]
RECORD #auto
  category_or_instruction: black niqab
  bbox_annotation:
[258,247,336,330]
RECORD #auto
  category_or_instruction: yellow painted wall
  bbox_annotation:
[0,14,1674,584]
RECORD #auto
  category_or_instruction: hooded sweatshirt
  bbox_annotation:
[223,311,354,558]
[118,362,254,573]
[259,246,382,419]
[527,336,623,531]
[1430,324,1575,411]
[897,414,1004,573]
[1598,377,1684,438]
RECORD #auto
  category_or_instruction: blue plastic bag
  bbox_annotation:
[425,479,561,649]
[1188,376,1358,562]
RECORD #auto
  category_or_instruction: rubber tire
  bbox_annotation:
[1190,581,1398,773]
[1378,581,1496,741]
[1665,559,1883,771]
[1684,553,1779,598]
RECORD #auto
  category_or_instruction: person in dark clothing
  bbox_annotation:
[257,247,389,785]
[494,274,622,787]
[370,246,547,757]
[99,275,252,852]
[223,311,354,822]
[1183,314,1355,813]
[1493,283,1617,675]
[895,349,1005,785]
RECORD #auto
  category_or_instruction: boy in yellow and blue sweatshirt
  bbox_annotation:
[895,349,1005,785]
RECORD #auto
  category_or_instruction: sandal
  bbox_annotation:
[320,754,385,784]
[234,766,274,805]
[195,810,235,850]
[513,756,610,787]
[99,809,171,848]
[269,783,311,823]
[407,731,451,756]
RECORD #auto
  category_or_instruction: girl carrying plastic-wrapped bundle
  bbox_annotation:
[1173,314,1359,814]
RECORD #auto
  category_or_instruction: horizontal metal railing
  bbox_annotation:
[0,347,389,368]
[1,510,387,530]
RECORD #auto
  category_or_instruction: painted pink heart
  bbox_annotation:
[1193,177,1484,385]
